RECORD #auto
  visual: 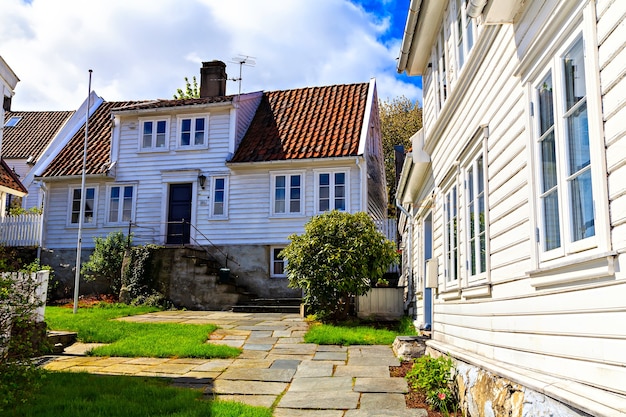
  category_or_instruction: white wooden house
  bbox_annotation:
[396,0,626,415]
[34,61,387,303]
[0,56,28,216]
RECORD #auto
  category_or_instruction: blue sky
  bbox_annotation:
[1,0,422,111]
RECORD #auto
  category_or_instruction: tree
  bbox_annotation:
[281,211,398,322]
[379,96,423,215]
[173,76,200,99]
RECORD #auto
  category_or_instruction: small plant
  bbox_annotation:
[375,277,389,287]
[405,354,458,415]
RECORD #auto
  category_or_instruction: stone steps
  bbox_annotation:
[232,298,302,314]
[47,330,77,354]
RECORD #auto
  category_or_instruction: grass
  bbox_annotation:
[304,316,417,346]
[5,371,272,417]
[45,304,241,358]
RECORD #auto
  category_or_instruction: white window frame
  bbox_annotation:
[530,27,606,263]
[270,171,304,216]
[453,0,477,72]
[139,118,169,151]
[314,169,349,214]
[443,181,460,288]
[270,246,287,278]
[68,185,98,227]
[105,184,136,225]
[463,150,488,284]
[209,175,228,218]
[437,25,448,109]
[177,114,209,149]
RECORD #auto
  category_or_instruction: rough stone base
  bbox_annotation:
[426,347,593,417]
[392,336,428,360]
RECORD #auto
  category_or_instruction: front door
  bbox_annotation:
[167,183,192,244]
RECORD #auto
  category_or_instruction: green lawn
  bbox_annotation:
[6,372,272,417]
[304,317,417,345]
[45,304,241,358]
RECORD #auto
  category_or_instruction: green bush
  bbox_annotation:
[405,354,457,415]
[121,244,164,306]
[281,211,398,322]
[81,231,129,293]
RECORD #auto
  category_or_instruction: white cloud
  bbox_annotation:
[1,0,421,110]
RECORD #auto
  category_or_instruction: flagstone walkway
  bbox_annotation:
[42,310,427,416]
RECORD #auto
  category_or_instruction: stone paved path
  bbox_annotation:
[42,311,427,416]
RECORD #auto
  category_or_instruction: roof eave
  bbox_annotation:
[397,0,447,76]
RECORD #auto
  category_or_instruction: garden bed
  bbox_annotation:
[390,361,448,417]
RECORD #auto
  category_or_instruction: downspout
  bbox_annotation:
[467,0,488,18]
[36,180,48,261]
[396,199,414,311]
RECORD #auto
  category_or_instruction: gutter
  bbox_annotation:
[397,0,423,73]
[396,198,414,311]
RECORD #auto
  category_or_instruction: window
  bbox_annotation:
[444,185,459,284]
[70,187,96,225]
[465,154,487,279]
[270,247,287,278]
[211,176,228,217]
[4,116,21,127]
[271,172,303,215]
[437,26,448,108]
[107,185,135,224]
[178,116,208,147]
[454,0,476,70]
[317,171,347,212]
[140,119,168,150]
[533,34,597,259]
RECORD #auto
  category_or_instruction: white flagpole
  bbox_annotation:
[73,69,92,314]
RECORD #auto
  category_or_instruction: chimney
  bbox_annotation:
[200,60,227,98]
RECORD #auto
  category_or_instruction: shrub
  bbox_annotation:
[406,354,458,415]
[81,231,129,293]
[281,211,398,322]
[121,244,164,306]
[0,265,49,411]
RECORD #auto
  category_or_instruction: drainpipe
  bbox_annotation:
[467,0,488,18]
[396,199,414,311]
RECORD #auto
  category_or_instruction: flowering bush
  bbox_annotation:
[405,354,457,415]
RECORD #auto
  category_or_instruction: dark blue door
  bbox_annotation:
[167,183,192,244]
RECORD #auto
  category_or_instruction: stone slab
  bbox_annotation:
[271,359,301,369]
[294,361,334,378]
[278,391,359,410]
[212,379,288,395]
[243,343,274,351]
[288,376,353,392]
[344,410,428,417]
[353,377,408,393]
[191,359,234,372]
[228,359,272,369]
[334,365,390,378]
[273,409,344,417]
[63,342,108,355]
[218,367,295,382]
[347,356,400,367]
[359,393,407,409]
[271,344,318,355]
[313,351,348,361]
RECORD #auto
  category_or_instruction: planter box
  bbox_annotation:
[357,287,404,320]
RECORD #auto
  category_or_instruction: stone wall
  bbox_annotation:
[41,244,301,307]
[426,347,592,417]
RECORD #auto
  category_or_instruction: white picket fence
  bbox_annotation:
[0,213,42,247]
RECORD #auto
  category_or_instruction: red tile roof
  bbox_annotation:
[41,101,142,178]
[112,96,233,111]
[230,82,369,163]
[2,110,74,161]
[0,158,27,195]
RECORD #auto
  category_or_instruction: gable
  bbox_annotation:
[230,82,369,163]
[0,158,27,196]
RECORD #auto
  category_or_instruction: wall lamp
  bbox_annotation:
[198,174,207,189]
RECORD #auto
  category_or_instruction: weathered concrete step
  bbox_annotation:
[47,330,77,354]
[244,298,303,306]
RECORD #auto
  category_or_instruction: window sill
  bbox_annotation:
[176,145,209,151]
[439,288,461,301]
[462,283,492,299]
[527,251,617,288]
[269,213,306,219]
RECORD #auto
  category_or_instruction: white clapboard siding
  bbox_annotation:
[0,213,42,247]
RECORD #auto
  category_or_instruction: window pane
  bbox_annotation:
[543,190,561,251]
[181,119,191,132]
[564,37,586,111]
[538,74,554,135]
[275,176,286,213]
[541,131,558,192]
[122,187,133,222]
[181,132,190,146]
[194,131,204,145]
[567,103,590,174]
[156,121,166,147]
[335,198,345,211]
[109,186,120,223]
[214,178,225,216]
[570,168,594,241]
[320,173,329,186]
[214,202,223,216]
[195,118,204,131]
[335,172,345,185]
[142,121,153,148]
[319,198,329,212]
[319,186,329,199]
[181,119,191,146]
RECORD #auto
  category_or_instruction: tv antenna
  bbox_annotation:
[229,54,256,96]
